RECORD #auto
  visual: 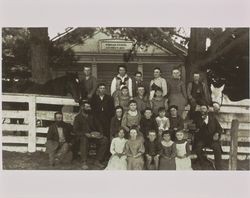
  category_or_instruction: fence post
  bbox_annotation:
[229,119,239,170]
[28,95,37,152]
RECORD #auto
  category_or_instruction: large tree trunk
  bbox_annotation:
[29,28,51,84]
[186,28,208,83]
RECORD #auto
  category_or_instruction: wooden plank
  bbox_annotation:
[229,119,239,170]
[2,124,29,131]
[36,127,49,134]
[220,122,250,130]
[205,146,250,154]
[2,146,28,153]
[207,154,248,161]
[27,96,36,152]
[36,111,76,122]
[2,136,28,144]
[36,137,47,144]
[2,110,29,119]
[217,113,250,123]
[220,134,250,143]
[2,94,30,103]
[219,106,250,114]
[224,130,250,138]
[37,147,46,152]
[36,96,78,106]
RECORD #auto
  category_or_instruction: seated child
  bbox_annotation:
[124,127,145,170]
[156,107,170,138]
[159,130,176,170]
[105,127,128,170]
[140,108,158,139]
[144,130,161,170]
[175,130,192,170]
[110,106,123,141]
[114,86,131,111]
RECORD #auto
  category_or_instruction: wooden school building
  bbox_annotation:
[52,30,187,91]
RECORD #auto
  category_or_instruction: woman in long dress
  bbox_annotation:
[125,127,145,170]
[149,67,167,100]
[168,68,187,117]
[105,128,128,170]
[159,130,176,170]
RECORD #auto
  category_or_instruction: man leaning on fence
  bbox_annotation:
[45,112,73,167]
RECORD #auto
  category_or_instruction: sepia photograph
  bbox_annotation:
[2,27,249,171]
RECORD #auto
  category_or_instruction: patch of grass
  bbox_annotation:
[2,151,250,170]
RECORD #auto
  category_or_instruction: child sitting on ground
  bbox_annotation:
[159,130,176,170]
[175,130,192,170]
[105,127,128,170]
[144,130,161,170]
[156,107,170,138]
[140,108,158,139]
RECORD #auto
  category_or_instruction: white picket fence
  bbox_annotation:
[2,93,78,153]
[1,93,250,160]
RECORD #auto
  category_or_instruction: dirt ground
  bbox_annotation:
[2,151,250,170]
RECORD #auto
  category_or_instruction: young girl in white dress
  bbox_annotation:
[105,127,128,170]
[175,130,192,170]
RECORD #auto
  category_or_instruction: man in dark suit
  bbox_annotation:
[193,104,223,170]
[73,101,108,170]
[46,112,73,166]
[90,83,115,141]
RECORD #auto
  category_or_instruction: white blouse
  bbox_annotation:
[110,137,128,155]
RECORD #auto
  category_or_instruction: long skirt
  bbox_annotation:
[159,157,176,170]
[127,156,144,170]
[175,157,192,170]
[105,155,127,170]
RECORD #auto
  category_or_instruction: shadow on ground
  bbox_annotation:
[2,151,250,170]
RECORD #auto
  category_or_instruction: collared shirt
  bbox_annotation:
[57,127,65,143]
[110,74,133,97]
[204,115,209,124]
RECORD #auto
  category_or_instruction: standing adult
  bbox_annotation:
[149,67,167,100]
[110,65,133,97]
[132,71,148,97]
[73,101,108,170]
[193,104,223,170]
[168,68,187,116]
[80,65,97,100]
[90,83,115,141]
[187,72,211,119]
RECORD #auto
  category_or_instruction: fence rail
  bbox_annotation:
[2,93,250,161]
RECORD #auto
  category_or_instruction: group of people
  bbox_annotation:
[45,65,223,170]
